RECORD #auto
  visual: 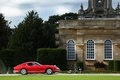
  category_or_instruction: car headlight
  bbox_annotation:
[55,66,59,69]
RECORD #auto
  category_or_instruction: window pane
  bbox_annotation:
[87,40,94,60]
[104,40,112,60]
[27,63,34,66]
[67,40,76,60]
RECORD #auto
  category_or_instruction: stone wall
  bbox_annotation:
[58,19,120,29]
[57,19,120,70]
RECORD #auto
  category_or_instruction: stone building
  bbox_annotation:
[56,0,120,70]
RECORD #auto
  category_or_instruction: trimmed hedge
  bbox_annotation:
[37,48,67,70]
[0,49,37,73]
[0,59,7,74]
[0,49,17,73]
[108,60,120,71]
[0,49,17,68]
[114,60,120,71]
[108,60,114,70]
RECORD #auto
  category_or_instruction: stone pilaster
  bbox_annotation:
[88,0,92,9]
[104,0,107,11]
[76,34,84,62]
[109,0,112,9]
[93,0,96,11]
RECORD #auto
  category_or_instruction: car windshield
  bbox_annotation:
[34,62,41,65]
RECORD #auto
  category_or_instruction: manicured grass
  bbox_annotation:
[0,75,120,80]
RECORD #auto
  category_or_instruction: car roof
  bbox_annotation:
[26,61,35,63]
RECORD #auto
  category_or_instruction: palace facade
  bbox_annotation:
[56,0,120,70]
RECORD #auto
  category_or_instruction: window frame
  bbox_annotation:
[104,40,113,60]
[67,40,76,60]
[86,40,95,60]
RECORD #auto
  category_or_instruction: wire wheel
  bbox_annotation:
[20,69,27,75]
[46,68,53,75]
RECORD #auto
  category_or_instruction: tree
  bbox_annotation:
[9,11,78,62]
[60,13,78,20]
[0,13,11,50]
[9,11,45,62]
[48,15,60,26]
[46,12,78,47]
[48,13,78,24]
[47,13,78,34]
[42,21,56,47]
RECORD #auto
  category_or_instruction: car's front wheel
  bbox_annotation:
[46,68,53,75]
[20,69,28,75]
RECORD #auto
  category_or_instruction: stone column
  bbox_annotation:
[88,0,92,9]
[93,0,96,11]
[109,0,112,8]
[104,0,107,10]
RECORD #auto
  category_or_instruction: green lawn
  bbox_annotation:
[0,75,120,80]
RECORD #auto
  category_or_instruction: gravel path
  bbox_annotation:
[0,73,120,76]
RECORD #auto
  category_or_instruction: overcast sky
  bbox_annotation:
[0,0,120,28]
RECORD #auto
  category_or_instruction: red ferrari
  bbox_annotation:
[13,61,60,75]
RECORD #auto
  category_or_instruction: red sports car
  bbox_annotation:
[13,61,60,75]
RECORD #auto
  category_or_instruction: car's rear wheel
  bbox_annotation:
[20,69,28,75]
[46,68,53,75]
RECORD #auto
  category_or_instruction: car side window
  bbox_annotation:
[34,62,41,65]
[27,63,34,66]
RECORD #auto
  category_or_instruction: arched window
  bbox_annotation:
[87,40,95,60]
[104,40,113,60]
[67,40,76,60]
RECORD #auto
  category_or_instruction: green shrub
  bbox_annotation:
[83,70,120,73]
[114,60,120,71]
[94,60,106,68]
[108,60,114,70]
[37,48,67,70]
[75,61,83,70]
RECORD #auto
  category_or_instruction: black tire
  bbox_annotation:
[46,68,53,75]
[20,69,28,75]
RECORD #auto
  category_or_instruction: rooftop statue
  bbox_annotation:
[78,0,120,18]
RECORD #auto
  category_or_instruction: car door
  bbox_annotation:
[27,63,39,73]
[27,62,44,73]
[34,62,44,73]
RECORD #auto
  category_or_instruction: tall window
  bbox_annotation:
[67,40,76,60]
[104,40,113,60]
[87,40,95,60]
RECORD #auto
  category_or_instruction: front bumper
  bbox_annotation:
[13,70,19,73]
[53,68,60,72]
